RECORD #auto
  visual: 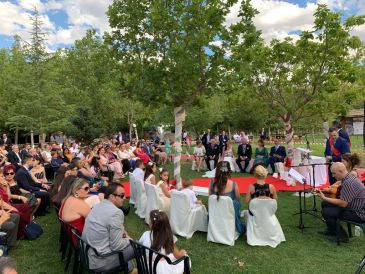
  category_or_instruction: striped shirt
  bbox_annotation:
[340,173,365,221]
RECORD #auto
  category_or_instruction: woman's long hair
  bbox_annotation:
[63,178,89,202]
[150,210,174,254]
[144,162,156,181]
[342,153,361,171]
[51,175,77,207]
[50,166,67,199]
[213,161,231,200]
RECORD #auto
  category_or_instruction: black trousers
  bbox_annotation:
[34,190,50,215]
[205,156,218,171]
[236,158,250,172]
[121,159,131,173]
[321,201,363,236]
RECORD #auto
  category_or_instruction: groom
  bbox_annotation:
[205,139,220,171]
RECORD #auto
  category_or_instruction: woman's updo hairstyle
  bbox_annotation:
[254,165,268,180]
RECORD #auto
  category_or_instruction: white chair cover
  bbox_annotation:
[170,190,208,239]
[247,198,285,248]
[129,173,136,205]
[134,177,147,219]
[207,195,238,246]
[145,182,161,224]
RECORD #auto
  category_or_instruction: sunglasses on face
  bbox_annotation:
[81,186,90,191]
[4,172,15,176]
[113,193,125,199]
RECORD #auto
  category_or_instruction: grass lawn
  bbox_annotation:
[11,155,365,274]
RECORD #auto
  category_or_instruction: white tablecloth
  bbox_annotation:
[293,156,327,186]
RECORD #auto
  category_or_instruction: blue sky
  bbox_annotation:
[0,0,364,51]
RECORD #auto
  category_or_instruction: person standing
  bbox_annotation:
[201,129,212,151]
[332,121,350,146]
[325,128,350,185]
[218,130,229,155]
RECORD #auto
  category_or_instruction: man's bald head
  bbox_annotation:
[330,162,348,181]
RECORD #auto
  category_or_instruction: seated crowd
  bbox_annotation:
[0,129,363,273]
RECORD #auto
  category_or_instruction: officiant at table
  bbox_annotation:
[325,128,350,185]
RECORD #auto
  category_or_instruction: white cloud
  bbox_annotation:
[48,25,88,45]
[226,0,317,42]
[0,0,363,49]
[61,0,112,33]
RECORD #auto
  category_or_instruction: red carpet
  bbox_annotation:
[121,176,330,197]
[191,176,329,194]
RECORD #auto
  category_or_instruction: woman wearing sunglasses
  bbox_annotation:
[3,164,40,218]
[59,178,91,236]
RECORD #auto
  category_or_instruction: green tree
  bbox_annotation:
[231,4,365,155]
[106,0,239,184]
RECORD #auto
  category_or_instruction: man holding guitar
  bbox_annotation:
[315,163,365,242]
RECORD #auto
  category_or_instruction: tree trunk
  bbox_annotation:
[174,106,185,189]
[41,132,46,149]
[323,121,329,139]
[283,114,294,157]
[311,127,315,143]
[30,130,34,148]
[15,127,19,145]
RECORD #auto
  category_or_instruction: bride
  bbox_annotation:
[203,141,239,178]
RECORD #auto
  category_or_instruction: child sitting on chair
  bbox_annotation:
[181,179,203,209]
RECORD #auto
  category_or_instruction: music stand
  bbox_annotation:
[291,163,323,231]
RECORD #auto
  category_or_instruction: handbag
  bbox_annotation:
[0,231,8,257]
[24,193,37,209]
[24,221,43,240]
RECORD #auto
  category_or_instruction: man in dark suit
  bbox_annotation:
[205,139,220,171]
[19,143,31,160]
[236,138,252,173]
[325,127,350,184]
[7,145,22,169]
[201,129,212,150]
[218,130,229,154]
[332,121,351,146]
[0,134,12,148]
[268,138,287,174]
[15,155,50,216]
[259,128,267,140]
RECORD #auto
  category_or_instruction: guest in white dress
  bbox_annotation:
[139,210,189,274]
[144,162,157,185]
[156,169,172,213]
[221,141,239,172]
[193,141,206,172]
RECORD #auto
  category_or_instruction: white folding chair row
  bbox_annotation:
[129,173,137,206]
[144,182,162,224]
[207,195,238,246]
[246,198,285,248]
[170,190,208,239]
[130,174,147,219]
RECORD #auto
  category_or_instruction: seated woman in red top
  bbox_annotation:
[59,178,91,235]
[134,142,150,164]
[0,172,31,239]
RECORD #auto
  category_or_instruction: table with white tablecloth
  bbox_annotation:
[293,156,327,186]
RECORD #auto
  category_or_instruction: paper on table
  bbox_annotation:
[288,168,306,184]
[295,147,312,154]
